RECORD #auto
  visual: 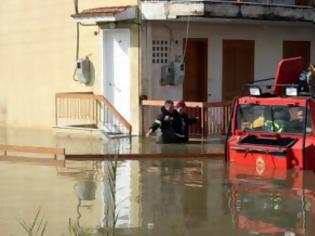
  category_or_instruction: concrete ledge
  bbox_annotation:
[66,152,225,160]
[0,155,65,167]
[204,2,314,22]
[0,144,65,162]
[142,1,315,23]
[53,125,104,140]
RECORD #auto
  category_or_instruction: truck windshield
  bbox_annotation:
[236,104,311,134]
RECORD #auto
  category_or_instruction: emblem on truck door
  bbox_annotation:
[256,156,265,175]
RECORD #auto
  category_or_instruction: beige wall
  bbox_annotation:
[0,0,140,132]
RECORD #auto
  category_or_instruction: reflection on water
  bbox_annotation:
[226,164,315,236]
[0,159,314,235]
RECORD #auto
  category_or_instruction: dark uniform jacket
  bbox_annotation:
[149,107,180,143]
[173,113,198,143]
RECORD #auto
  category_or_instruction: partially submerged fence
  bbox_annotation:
[141,100,231,138]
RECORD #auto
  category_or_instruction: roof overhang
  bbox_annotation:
[141,1,315,24]
[71,6,137,24]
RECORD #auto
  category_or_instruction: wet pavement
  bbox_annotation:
[0,159,315,236]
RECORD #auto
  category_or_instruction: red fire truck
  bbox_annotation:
[225,57,315,170]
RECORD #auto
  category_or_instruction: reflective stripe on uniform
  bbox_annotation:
[154,120,161,126]
[277,128,283,133]
[264,120,282,132]
[273,122,283,133]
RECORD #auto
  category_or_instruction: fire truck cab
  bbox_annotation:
[226,57,315,170]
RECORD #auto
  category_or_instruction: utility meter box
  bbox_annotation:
[173,62,185,85]
[76,57,91,84]
[160,64,174,86]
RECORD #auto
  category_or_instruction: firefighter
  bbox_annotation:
[252,106,266,130]
[307,64,315,97]
[146,100,180,144]
[173,101,199,143]
[265,110,290,133]
[288,109,306,133]
[252,107,288,133]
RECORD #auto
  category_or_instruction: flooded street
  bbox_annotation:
[0,159,315,236]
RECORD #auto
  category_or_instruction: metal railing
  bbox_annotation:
[141,99,232,138]
[55,92,132,137]
[205,101,232,136]
[142,0,314,6]
[235,0,314,6]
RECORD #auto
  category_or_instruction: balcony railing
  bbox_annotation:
[142,0,314,7]
[141,100,232,138]
[237,0,313,6]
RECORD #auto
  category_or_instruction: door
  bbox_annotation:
[183,38,208,102]
[102,29,130,122]
[183,39,208,137]
[283,41,310,70]
[222,40,255,101]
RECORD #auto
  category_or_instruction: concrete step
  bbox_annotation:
[53,125,104,140]
[54,125,130,140]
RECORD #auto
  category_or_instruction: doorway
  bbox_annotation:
[183,38,208,102]
[222,40,255,101]
[102,29,131,122]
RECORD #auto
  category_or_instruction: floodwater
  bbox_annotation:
[0,159,315,236]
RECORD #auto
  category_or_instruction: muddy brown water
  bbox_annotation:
[0,159,314,236]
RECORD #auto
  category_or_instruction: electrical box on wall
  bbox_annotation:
[173,62,185,85]
[76,57,91,84]
[160,62,185,86]
[160,64,174,86]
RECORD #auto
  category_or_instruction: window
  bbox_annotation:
[152,40,169,64]
[236,104,311,134]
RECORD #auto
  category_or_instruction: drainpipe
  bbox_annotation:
[73,0,79,81]
[137,0,143,136]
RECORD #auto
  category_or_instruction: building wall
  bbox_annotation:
[142,21,315,101]
[0,0,139,132]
